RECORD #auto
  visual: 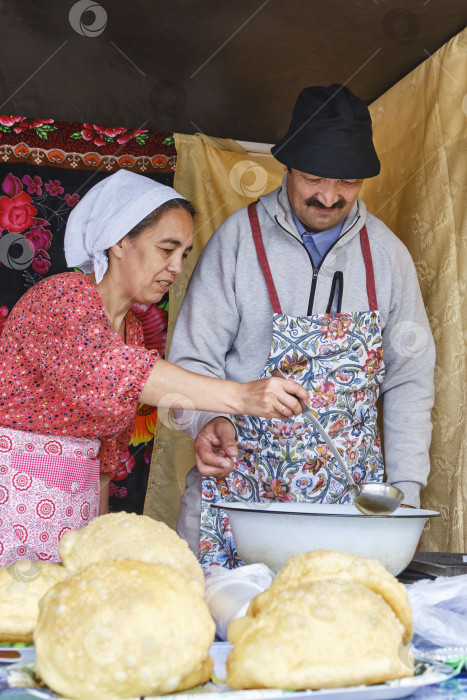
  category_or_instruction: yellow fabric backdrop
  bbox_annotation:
[145,29,466,551]
[361,28,467,552]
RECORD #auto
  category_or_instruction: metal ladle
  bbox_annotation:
[271,369,404,515]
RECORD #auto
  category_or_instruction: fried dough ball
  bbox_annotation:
[0,560,67,642]
[59,513,204,594]
[35,560,215,699]
[227,578,413,690]
[249,549,412,643]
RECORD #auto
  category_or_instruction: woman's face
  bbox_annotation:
[112,207,194,306]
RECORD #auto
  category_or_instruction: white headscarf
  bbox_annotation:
[64,170,186,283]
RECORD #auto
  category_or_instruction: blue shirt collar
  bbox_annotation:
[292,208,345,241]
[291,209,345,266]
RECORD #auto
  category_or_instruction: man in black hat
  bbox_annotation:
[170,84,435,564]
[271,84,380,266]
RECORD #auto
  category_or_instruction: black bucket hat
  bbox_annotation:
[271,84,380,179]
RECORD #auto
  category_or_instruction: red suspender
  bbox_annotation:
[359,225,378,311]
[247,202,282,314]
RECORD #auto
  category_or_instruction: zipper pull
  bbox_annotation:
[313,267,319,279]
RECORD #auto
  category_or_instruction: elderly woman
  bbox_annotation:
[0,171,306,566]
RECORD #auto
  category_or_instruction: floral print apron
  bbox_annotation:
[0,427,100,566]
[199,203,385,568]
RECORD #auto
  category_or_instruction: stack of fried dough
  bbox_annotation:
[227,549,414,690]
[1,513,215,699]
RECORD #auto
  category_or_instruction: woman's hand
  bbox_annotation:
[235,377,308,420]
[139,359,309,419]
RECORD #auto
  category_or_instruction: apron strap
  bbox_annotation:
[248,202,282,314]
[360,225,378,311]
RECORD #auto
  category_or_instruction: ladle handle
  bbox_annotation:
[303,407,357,487]
[271,368,357,489]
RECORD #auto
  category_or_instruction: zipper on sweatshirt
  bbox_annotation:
[274,213,362,316]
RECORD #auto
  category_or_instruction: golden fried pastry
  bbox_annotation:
[35,560,215,699]
[249,549,412,643]
[176,656,214,691]
[59,512,204,594]
[0,560,67,642]
[227,579,413,690]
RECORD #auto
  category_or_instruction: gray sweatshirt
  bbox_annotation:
[169,178,436,508]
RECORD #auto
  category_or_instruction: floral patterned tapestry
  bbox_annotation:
[0,115,176,173]
[0,114,177,514]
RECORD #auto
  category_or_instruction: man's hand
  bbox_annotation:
[194,417,238,478]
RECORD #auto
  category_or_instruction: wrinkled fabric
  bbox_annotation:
[361,28,467,552]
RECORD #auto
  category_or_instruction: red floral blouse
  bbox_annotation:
[0,272,159,476]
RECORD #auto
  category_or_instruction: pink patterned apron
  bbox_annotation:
[0,427,100,566]
[199,202,385,568]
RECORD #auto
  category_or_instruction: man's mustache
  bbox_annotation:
[305,196,345,210]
